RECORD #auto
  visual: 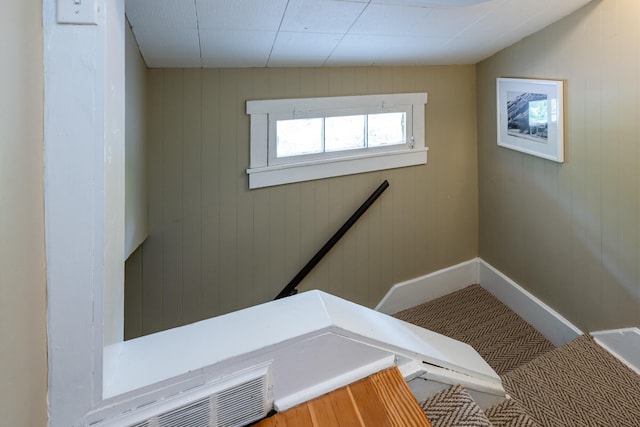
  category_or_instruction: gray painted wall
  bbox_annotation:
[125,66,479,338]
[477,0,640,332]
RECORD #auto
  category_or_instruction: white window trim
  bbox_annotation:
[246,93,428,189]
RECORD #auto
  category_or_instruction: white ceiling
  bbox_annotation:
[125,0,593,68]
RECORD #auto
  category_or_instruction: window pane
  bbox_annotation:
[276,118,323,157]
[368,112,405,147]
[325,115,365,152]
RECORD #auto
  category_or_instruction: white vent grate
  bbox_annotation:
[216,376,268,427]
[157,398,212,427]
[122,368,270,427]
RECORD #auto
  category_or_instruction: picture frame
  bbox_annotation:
[496,78,564,163]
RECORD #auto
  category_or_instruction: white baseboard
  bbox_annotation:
[376,258,582,347]
[478,260,582,347]
[375,258,480,315]
[591,328,640,374]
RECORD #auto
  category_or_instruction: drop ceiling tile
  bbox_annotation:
[268,32,343,67]
[350,2,495,38]
[126,0,197,29]
[280,0,368,33]
[431,36,501,64]
[132,27,201,67]
[349,4,434,36]
[125,0,594,68]
[200,29,276,67]
[370,0,493,5]
[196,0,289,30]
[326,34,448,66]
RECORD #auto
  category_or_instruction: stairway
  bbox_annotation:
[394,285,640,427]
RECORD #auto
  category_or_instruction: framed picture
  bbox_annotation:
[496,78,564,163]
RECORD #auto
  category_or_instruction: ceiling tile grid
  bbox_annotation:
[125,0,594,68]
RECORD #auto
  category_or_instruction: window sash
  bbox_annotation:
[246,92,428,189]
[268,106,412,166]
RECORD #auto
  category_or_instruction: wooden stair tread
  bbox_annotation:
[255,367,431,427]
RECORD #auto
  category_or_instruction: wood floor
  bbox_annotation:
[254,367,431,427]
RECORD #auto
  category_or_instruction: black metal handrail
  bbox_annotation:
[274,179,390,300]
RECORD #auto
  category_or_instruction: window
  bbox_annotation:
[246,93,428,189]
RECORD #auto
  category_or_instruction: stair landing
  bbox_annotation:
[255,367,431,427]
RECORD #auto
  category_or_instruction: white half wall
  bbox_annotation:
[93,290,501,425]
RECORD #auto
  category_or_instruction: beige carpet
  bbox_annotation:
[503,334,640,427]
[484,399,538,427]
[394,285,555,375]
[400,284,640,426]
[422,385,493,427]
[422,385,539,427]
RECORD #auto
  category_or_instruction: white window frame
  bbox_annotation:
[246,93,428,189]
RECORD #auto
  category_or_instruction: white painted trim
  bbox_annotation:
[246,92,428,189]
[417,364,505,397]
[375,258,480,314]
[478,259,582,347]
[591,328,640,375]
[248,148,427,189]
[273,355,396,412]
[375,258,582,347]
[246,92,428,114]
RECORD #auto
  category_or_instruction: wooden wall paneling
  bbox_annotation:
[563,21,589,325]
[297,68,316,98]
[477,0,640,331]
[161,68,184,329]
[201,69,221,319]
[618,40,640,325]
[236,69,256,309]
[327,179,345,297]
[354,176,372,306]
[611,13,639,327]
[390,168,410,284]
[518,155,537,294]
[301,179,330,294]
[182,69,203,325]
[284,183,302,297]
[316,68,331,97]
[269,186,287,298]
[600,26,622,328]
[141,69,165,335]
[366,173,384,307]
[581,23,604,331]
[252,187,272,303]
[250,70,273,305]
[218,70,239,314]
[124,247,143,339]
[379,169,395,294]
[299,181,317,292]
[340,177,358,303]
[602,8,639,327]
[130,65,480,336]
[567,79,589,325]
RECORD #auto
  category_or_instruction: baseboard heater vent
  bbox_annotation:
[116,365,271,427]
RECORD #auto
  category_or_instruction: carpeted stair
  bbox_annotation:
[395,285,640,427]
